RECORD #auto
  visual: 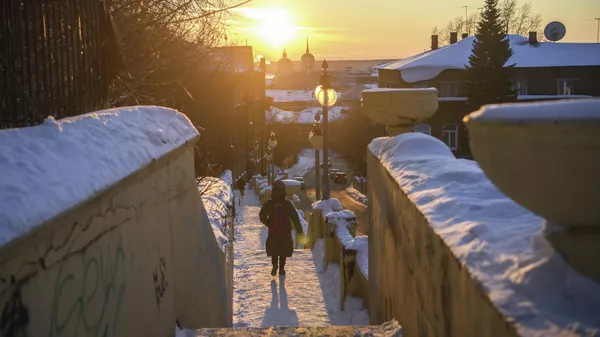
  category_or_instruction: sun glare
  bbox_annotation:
[253,8,297,48]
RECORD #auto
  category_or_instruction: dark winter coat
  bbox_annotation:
[259,181,303,257]
[237,177,246,191]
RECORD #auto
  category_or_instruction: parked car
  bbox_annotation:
[293,176,305,190]
[333,172,348,184]
[328,168,340,179]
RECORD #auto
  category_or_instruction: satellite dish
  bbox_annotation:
[544,21,567,42]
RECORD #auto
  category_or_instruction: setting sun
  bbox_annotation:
[254,8,297,47]
[232,7,299,49]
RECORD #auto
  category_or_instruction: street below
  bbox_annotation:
[294,153,369,235]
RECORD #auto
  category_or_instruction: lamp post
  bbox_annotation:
[268,132,278,184]
[309,114,323,201]
[315,60,338,200]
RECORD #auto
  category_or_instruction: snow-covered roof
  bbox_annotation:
[267,89,315,102]
[266,106,346,124]
[381,35,600,83]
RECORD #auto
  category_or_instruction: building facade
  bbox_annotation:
[377,33,600,158]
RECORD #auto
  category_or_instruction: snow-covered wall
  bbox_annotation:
[367,133,600,337]
[0,107,232,336]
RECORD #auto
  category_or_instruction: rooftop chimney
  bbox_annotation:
[461,33,469,39]
[528,31,538,44]
[259,57,266,72]
[450,32,458,44]
[431,34,439,50]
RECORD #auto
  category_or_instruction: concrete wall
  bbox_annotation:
[367,150,519,337]
[0,141,231,337]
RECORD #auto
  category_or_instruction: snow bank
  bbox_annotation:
[197,172,233,251]
[346,187,368,206]
[0,106,198,247]
[266,106,345,125]
[369,132,600,332]
[297,209,309,235]
[286,149,317,178]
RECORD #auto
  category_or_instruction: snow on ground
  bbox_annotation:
[267,89,316,102]
[0,106,198,247]
[345,187,368,206]
[197,170,233,251]
[266,106,345,125]
[369,132,600,335]
[230,189,368,327]
[267,89,341,103]
[286,149,317,178]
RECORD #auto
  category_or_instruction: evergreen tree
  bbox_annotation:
[465,0,517,106]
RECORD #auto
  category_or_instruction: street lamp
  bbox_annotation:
[309,115,323,201]
[315,60,338,200]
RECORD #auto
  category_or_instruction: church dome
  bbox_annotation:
[277,49,293,74]
[300,38,315,73]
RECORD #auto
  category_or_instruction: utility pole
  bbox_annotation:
[595,18,600,43]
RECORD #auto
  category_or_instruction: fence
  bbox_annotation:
[0,0,112,129]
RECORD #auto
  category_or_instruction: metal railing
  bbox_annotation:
[0,0,110,129]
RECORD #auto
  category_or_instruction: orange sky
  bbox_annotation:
[226,0,599,61]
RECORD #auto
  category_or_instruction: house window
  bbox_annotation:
[557,79,576,95]
[441,124,458,150]
[439,82,460,97]
[512,81,528,95]
[413,123,431,135]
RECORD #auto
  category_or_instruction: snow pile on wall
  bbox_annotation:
[197,172,233,251]
[0,106,198,247]
[369,132,600,332]
[346,187,368,206]
[325,210,368,279]
[312,198,343,220]
[311,238,369,323]
[220,170,233,186]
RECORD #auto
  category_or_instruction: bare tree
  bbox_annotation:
[106,0,253,183]
[432,0,544,46]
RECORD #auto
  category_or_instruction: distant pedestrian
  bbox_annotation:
[259,180,304,276]
[237,175,246,204]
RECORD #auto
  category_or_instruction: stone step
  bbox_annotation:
[192,320,403,336]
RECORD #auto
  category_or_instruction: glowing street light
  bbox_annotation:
[315,60,336,200]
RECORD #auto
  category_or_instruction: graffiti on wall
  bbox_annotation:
[49,236,127,337]
[1,288,30,337]
[153,257,168,307]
